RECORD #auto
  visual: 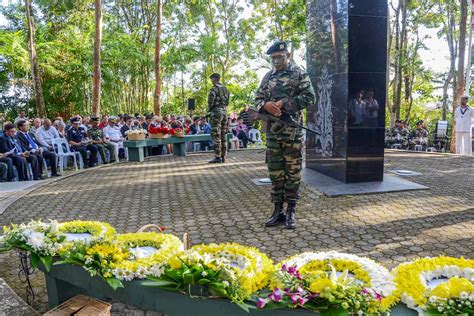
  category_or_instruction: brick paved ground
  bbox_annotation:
[0,150,473,314]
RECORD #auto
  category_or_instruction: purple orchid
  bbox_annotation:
[289,293,299,304]
[269,288,284,302]
[256,298,267,309]
[298,297,308,305]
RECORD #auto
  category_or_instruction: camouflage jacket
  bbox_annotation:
[87,127,104,141]
[412,128,429,138]
[208,83,230,112]
[254,63,315,138]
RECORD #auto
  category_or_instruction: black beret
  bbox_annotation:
[70,117,81,123]
[266,40,288,55]
[210,73,220,79]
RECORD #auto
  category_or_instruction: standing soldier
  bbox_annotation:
[88,116,116,163]
[208,73,230,163]
[255,40,315,229]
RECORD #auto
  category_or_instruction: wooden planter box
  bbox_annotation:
[39,264,416,316]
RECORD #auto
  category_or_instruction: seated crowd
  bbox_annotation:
[0,107,256,182]
[385,119,448,152]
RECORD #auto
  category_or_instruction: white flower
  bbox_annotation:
[460,292,469,300]
[437,306,444,312]
[49,220,59,234]
[201,271,208,277]
[27,232,45,250]
[150,264,165,278]
[135,267,148,279]
[429,296,438,303]
[222,281,229,287]
[85,256,93,265]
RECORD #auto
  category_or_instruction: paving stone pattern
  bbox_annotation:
[0,150,472,314]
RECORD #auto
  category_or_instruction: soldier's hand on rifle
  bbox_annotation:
[263,101,282,117]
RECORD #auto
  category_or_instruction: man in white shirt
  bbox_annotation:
[35,119,60,151]
[14,110,28,124]
[454,95,474,156]
[103,117,126,160]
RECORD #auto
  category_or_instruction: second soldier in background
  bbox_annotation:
[255,41,315,229]
[208,73,230,163]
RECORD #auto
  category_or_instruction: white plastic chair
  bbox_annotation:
[52,138,80,172]
[248,129,263,148]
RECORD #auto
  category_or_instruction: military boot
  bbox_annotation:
[221,156,225,163]
[208,157,222,163]
[285,202,296,229]
[265,203,286,227]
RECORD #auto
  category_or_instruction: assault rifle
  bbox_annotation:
[248,106,321,135]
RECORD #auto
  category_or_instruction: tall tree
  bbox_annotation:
[450,0,468,152]
[24,0,45,117]
[92,0,102,116]
[153,0,162,115]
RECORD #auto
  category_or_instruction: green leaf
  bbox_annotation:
[40,256,53,272]
[182,270,194,284]
[141,280,177,287]
[30,253,40,268]
[105,277,123,290]
[0,245,12,252]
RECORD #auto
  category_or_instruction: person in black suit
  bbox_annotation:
[0,123,30,181]
[0,153,15,181]
[16,120,61,177]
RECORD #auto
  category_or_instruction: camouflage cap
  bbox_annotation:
[266,40,288,55]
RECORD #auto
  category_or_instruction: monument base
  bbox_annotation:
[302,168,428,197]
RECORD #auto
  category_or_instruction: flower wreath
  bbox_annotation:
[393,256,474,314]
[0,220,65,271]
[271,252,397,309]
[59,220,116,246]
[112,232,183,281]
[189,243,274,295]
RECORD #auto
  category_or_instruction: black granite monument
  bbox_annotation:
[306,0,387,183]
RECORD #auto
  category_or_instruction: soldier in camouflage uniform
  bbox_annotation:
[255,40,315,229]
[88,116,116,163]
[208,73,230,163]
[411,120,429,150]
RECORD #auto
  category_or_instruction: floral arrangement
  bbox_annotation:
[393,256,474,315]
[171,127,186,137]
[143,243,273,311]
[0,220,65,271]
[58,220,116,247]
[112,232,183,281]
[148,125,171,135]
[1,219,473,314]
[58,240,129,289]
[125,129,147,135]
[257,252,397,315]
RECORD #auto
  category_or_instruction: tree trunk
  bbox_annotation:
[153,0,162,115]
[92,0,102,116]
[25,0,45,118]
[451,0,468,153]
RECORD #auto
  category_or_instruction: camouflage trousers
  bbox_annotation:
[96,142,117,163]
[266,136,303,203]
[210,109,228,158]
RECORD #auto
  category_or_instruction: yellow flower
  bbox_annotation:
[168,256,182,269]
[431,277,474,299]
[309,278,335,293]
